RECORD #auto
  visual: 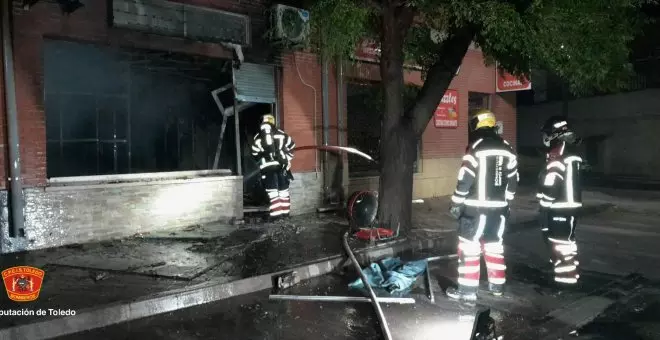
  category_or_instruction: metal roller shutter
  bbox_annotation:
[232,63,276,103]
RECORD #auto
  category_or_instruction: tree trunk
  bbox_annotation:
[376,7,474,232]
[378,122,417,232]
[377,4,415,231]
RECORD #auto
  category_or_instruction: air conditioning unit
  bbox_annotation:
[270,4,310,46]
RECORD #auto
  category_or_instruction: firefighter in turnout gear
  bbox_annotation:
[446,109,519,301]
[250,114,296,220]
[537,116,582,287]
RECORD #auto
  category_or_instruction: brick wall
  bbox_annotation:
[342,49,504,159]
[280,52,342,173]
[288,172,323,215]
[0,175,242,253]
[492,92,517,148]
[343,48,519,198]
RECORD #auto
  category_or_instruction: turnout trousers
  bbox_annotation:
[261,167,291,218]
[456,208,508,294]
[541,209,579,285]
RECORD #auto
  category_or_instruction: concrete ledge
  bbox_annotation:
[1,175,243,253]
[0,235,453,340]
[48,169,234,186]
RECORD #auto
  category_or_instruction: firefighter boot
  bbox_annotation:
[446,286,477,302]
[488,282,504,296]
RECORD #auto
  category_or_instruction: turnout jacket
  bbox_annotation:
[250,123,295,170]
[537,141,582,210]
[451,130,519,209]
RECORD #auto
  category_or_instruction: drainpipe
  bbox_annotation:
[2,0,25,239]
[321,56,330,201]
[335,59,343,147]
[336,57,348,202]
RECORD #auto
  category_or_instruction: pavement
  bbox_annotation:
[0,186,655,339]
[53,257,660,340]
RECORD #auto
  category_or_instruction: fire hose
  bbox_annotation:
[242,145,375,184]
[342,231,393,340]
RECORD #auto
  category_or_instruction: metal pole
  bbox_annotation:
[274,67,281,128]
[321,57,330,202]
[425,268,435,303]
[426,254,458,262]
[213,116,227,170]
[233,95,242,176]
[321,57,329,147]
[342,231,393,340]
[336,58,343,147]
[2,0,25,238]
[336,57,348,203]
[269,294,416,304]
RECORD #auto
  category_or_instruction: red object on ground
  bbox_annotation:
[354,228,394,241]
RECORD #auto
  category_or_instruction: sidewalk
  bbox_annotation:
[0,192,616,339]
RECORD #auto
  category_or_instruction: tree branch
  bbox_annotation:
[409,25,476,136]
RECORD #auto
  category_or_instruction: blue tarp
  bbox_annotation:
[348,257,428,296]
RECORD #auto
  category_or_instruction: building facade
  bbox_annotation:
[0,0,518,253]
[518,89,660,181]
[344,47,518,198]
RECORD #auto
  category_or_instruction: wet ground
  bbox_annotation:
[0,212,453,329]
[57,259,486,340]
[57,255,660,340]
[1,190,653,336]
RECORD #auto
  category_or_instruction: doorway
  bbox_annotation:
[467,92,492,142]
[240,103,276,208]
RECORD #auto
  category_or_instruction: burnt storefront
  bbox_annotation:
[0,0,286,252]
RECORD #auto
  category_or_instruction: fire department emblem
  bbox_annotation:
[2,266,45,302]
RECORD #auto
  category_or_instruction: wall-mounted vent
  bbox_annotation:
[112,0,250,46]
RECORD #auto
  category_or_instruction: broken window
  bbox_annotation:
[43,39,233,178]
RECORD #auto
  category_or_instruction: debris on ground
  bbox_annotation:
[349,257,428,295]
[90,271,110,282]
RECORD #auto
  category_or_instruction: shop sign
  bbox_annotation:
[496,64,532,92]
[353,39,381,63]
[434,89,459,128]
[352,39,422,70]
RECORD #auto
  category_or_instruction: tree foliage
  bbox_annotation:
[302,0,650,231]
[306,0,649,95]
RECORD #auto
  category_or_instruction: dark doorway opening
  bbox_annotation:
[239,103,274,207]
[467,92,492,143]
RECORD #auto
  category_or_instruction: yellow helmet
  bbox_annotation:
[262,114,275,126]
[469,109,497,131]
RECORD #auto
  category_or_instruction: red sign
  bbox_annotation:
[434,89,459,128]
[352,39,421,70]
[496,66,532,92]
[353,39,381,63]
[2,266,45,302]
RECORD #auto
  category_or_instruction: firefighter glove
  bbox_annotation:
[449,204,463,220]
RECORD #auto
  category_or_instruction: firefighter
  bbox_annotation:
[446,109,519,301]
[537,116,582,287]
[250,114,295,220]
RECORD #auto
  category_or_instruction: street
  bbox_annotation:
[56,203,660,340]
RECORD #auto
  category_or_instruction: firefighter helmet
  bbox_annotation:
[541,116,577,147]
[469,109,497,132]
[262,114,275,126]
